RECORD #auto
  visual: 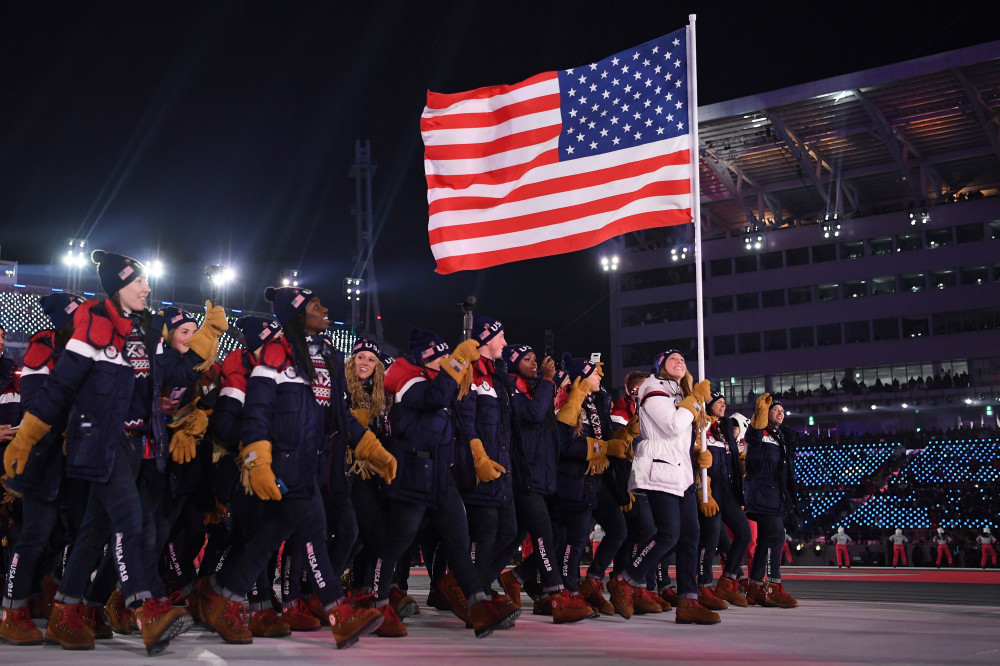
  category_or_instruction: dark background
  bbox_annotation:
[2,1,997,381]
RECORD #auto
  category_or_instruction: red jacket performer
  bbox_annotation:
[977,528,996,569]
[933,528,953,567]
[889,529,909,567]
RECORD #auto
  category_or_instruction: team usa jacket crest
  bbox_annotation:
[508,374,558,495]
[743,422,799,518]
[453,357,513,506]
[383,356,461,506]
[241,336,367,500]
[27,299,203,483]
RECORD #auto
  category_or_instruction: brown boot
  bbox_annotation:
[551,590,597,624]
[715,576,748,607]
[374,603,407,637]
[697,586,730,611]
[81,605,113,639]
[436,573,470,624]
[607,575,637,619]
[467,598,521,638]
[44,602,95,650]
[284,598,322,631]
[389,587,419,618]
[764,583,798,608]
[497,570,523,610]
[133,598,195,656]
[648,589,673,611]
[306,592,331,625]
[186,578,207,622]
[28,573,57,620]
[0,606,43,645]
[328,602,383,649]
[426,583,451,611]
[202,594,252,644]
[192,577,218,625]
[249,608,291,638]
[745,582,768,606]
[578,576,614,615]
[531,594,553,616]
[658,586,679,606]
[675,597,721,625]
[634,587,664,614]
[104,587,132,635]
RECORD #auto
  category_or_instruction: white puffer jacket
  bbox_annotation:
[628,375,696,497]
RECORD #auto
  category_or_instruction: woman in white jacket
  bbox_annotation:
[607,350,720,625]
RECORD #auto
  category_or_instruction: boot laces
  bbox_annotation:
[143,598,174,621]
[558,590,588,608]
[287,598,313,616]
[167,589,185,605]
[222,600,248,629]
[348,591,374,607]
[10,606,36,630]
[59,604,87,633]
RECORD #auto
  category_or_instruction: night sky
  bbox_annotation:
[2,1,997,377]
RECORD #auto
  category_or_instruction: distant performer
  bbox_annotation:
[831,527,853,568]
[976,527,996,569]
[889,529,909,567]
[932,528,953,568]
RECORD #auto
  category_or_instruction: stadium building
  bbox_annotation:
[608,40,1000,435]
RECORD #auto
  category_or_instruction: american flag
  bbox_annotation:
[421,27,694,274]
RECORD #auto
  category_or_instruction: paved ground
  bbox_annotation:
[3,567,998,664]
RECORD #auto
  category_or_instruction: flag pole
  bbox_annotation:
[687,14,709,503]
[688,13,704,381]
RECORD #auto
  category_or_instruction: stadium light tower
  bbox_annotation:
[62,238,88,292]
[205,264,235,307]
[281,268,301,287]
[145,257,168,305]
[344,277,365,335]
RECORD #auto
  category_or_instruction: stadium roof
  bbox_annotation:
[695,40,1000,237]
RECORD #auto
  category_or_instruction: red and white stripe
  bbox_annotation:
[422,72,692,274]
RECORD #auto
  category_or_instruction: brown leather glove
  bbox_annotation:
[677,395,701,419]
[695,445,712,469]
[450,339,481,365]
[470,437,506,482]
[240,441,282,501]
[187,301,228,370]
[557,377,591,426]
[604,438,631,459]
[350,406,371,428]
[585,437,610,475]
[3,413,52,477]
[752,393,772,429]
[438,353,473,400]
[698,477,719,517]
[354,430,397,484]
[625,415,640,438]
[692,379,712,405]
[168,407,209,464]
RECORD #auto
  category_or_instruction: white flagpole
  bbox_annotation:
[687,14,709,503]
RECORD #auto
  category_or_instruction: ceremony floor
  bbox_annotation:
[3,566,998,665]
